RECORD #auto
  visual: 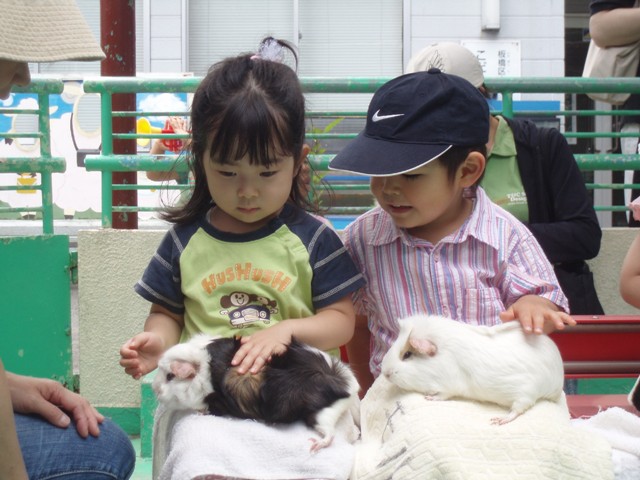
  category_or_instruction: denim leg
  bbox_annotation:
[15,413,135,480]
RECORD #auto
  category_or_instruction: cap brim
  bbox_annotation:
[328,132,451,177]
[0,0,105,63]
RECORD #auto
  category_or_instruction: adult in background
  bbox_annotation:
[589,0,640,226]
[406,42,605,317]
[0,1,135,478]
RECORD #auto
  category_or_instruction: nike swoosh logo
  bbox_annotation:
[371,110,405,122]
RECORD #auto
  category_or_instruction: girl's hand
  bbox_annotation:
[500,295,576,334]
[119,331,165,380]
[231,322,293,374]
[7,373,104,438]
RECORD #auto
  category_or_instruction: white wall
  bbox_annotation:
[148,0,184,73]
[78,229,165,407]
[144,0,567,79]
[406,0,565,77]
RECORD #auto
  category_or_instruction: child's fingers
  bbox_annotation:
[247,356,269,375]
[234,350,261,375]
[123,365,142,379]
[232,343,271,375]
[531,313,545,334]
[548,312,576,332]
[119,354,143,379]
[498,308,516,323]
[119,347,137,359]
[119,338,139,358]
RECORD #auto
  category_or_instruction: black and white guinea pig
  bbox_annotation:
[380,314,565,425]
[153,334,360,451]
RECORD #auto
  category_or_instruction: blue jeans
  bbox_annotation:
[15,413,135,479]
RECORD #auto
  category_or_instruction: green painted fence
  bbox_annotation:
[82,75,640,227]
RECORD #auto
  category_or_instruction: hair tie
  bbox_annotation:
[252,37,285,63]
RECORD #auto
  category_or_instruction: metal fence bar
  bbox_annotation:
[0,78,65,234]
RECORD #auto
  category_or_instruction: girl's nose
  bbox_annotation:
[237,179,258,198]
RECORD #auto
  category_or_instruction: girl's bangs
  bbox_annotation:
[208,93,293,166]
[213,133,290,167]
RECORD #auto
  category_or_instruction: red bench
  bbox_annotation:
[550,315,640,418]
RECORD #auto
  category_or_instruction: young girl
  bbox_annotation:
[120,37,364,380]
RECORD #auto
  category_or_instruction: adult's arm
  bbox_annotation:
[0,359,29,480]
[590,1,640,47]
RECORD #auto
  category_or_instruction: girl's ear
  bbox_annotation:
[301,143,311,162]
[458,151,485,188]
[295,143,312,176]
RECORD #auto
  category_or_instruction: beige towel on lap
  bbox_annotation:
[352,376,613,480]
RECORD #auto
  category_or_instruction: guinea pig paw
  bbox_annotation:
[424,394,442,402]
[490,412,518,425]
[308,435,334,453]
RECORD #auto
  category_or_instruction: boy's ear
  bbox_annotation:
[458,151,485,187]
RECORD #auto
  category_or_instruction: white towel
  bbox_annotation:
[572,407,640,456]
[153,404,359,480]
[571,407,640,480]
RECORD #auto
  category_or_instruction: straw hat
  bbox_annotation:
[0,0,105,62]
[406,42,485,88]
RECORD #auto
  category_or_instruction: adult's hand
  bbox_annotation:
[7,372,104,438]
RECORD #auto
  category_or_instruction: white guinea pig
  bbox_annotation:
[380,315,565,425]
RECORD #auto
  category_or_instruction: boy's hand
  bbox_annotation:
[500,295,576,334]
[232,322,293,375]
[119,332,164,380]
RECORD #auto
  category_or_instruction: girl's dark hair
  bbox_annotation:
[163,37,311,225]
[437,144,487,185]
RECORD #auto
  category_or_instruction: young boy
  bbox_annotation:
[329,69,574,393]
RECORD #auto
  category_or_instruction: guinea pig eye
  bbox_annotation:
[166,372,175,382]
[402,351,413,360]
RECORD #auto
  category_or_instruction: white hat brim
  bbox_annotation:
[0,0,105,63]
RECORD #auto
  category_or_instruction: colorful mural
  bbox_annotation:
[0,80,189,220]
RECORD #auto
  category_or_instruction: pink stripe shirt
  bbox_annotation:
[342,187,569,377]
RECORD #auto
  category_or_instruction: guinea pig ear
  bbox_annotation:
[170,360,199,380]
[409,337,437,357]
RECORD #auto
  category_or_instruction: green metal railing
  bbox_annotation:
[0,78,66,234]
[6,76,640,230]
[83,76,640,226]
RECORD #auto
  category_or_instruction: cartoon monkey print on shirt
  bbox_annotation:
[219,291,279,329]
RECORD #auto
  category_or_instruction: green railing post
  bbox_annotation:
[501,91,514,119]
[38,92,55,233]
[0,78,65,234]
[101,170,114,228]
